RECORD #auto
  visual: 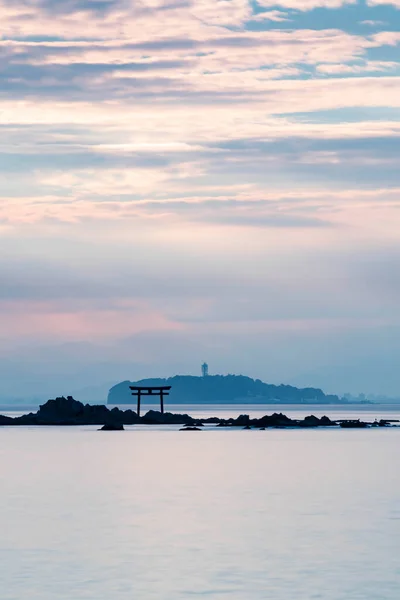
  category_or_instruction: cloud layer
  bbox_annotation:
[1,0,400,398]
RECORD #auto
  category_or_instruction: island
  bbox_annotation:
[108,375,343,406]
[0,396,396,429]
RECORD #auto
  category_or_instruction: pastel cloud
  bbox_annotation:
[0,30,377,72]
[0,0,400,397]
[257,0,356,9]
[367,0,400,7]
[0,299,182,340]
[1,78,399,135]
[316,61,399,74]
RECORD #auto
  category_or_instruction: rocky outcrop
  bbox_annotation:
[253,412,295,428]
[99,423,124,431]
[0,414,14,425]
[339,420,368,428]
[179,426,202,431]
[205,412,335,428]
[0,397,139,426]
[0,398,203,427]
[0,396,396,429]
[141,410,196,425]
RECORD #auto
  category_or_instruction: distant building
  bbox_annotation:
[201,362,209,377]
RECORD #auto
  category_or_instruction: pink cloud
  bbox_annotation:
[0,299,184,341]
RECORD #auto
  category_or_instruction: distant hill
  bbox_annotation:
[107,375,342,405]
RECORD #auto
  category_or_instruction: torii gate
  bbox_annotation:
[129,385,171,417]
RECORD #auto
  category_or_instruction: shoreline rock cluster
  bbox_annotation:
[0,396,397,429]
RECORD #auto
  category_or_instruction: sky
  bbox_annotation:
[1,0,400,402]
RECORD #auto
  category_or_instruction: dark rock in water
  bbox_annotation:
[36,396,104,425]
[235,414,250,426]
[141,410,195,425]
[0,399,390,433]
[37,396,84,421]
[2,396,140,426]
[340,420,369,428]
[0,415,14,426]
[0,414,14,425]
[118,409,140,425]
[299,415,321,428]
[254,412,295,428]
[14,412,38,425]
[180,426,202,431]
[320,415,335,426]
[100,423,124,431]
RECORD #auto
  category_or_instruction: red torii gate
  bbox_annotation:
[129,385,171,417]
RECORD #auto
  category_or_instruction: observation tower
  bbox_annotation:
[201,362,209,377]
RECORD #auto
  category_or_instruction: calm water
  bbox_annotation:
[1,406,400,599]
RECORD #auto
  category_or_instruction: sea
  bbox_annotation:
[1,404,400,600]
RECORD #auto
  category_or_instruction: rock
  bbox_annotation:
[179,426,202,431]
[141,410,195,425]
[235,414,250,426]
[13,413,38,425]
[29,397,139,426]
[254,412,296,428]
[320,415,335,426]
[34,398,80,425]
[99,423,124,431]
[0,402,389,433]
[299,415,321,428]
[0,414,14,425]
[340,420,369,428]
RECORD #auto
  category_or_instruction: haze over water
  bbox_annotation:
[2,407,400,600]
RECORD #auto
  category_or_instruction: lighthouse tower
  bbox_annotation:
[201,362,209,377]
